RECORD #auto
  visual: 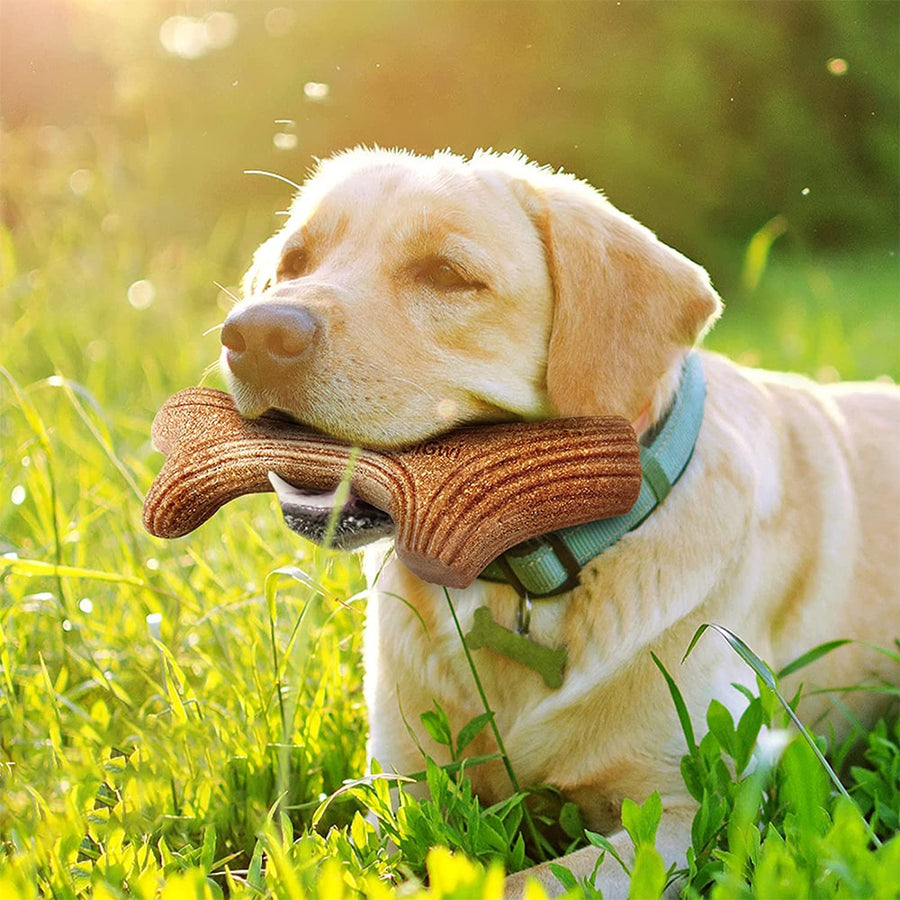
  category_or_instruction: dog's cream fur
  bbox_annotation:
[224,148,900,895]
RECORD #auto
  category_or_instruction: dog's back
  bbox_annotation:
[707,356,899,724]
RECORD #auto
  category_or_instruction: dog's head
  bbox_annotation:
[221,148,721,448]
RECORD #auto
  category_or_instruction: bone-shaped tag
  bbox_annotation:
[464,606,567,689]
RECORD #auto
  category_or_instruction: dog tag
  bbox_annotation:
[465,606,567,689]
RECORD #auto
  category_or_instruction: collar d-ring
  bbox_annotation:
[516,593,533,635]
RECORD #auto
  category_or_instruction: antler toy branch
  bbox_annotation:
[142,387,642,588]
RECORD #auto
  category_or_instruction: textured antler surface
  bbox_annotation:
[142,387,642,587]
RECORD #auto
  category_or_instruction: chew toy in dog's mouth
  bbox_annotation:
[267,472,395,549]
[142,386,643,588]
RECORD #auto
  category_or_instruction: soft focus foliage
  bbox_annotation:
[0,2,897,897]
[1,0,898,267]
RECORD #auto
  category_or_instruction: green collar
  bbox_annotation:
[478,352,707,598]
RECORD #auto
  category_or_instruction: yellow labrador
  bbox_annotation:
[220,148,899,895]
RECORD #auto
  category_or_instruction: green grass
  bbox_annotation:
[1,144,898,898]
[706,243,899,383]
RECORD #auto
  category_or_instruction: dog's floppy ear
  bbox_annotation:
[515,167,721,420]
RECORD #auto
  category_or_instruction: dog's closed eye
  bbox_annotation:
[414,255,486,291]
[277,245,309,282]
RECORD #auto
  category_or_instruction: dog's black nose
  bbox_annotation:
[222,303,317,384]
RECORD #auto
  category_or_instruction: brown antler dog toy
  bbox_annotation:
[142,387,642,588]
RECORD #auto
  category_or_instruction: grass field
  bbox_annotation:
[1,156,898,898]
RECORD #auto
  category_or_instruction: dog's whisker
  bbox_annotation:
[203,323,225,337]
[244,169,303,192]
[391,376,437,402]
[213,281,241,305]
[198,360,221,385]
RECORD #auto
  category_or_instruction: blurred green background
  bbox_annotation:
[1,0,898,404]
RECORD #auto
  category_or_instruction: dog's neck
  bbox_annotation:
[478,352,707,598]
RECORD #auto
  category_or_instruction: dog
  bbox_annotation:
[220,148,900,895]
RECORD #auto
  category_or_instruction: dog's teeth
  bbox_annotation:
[267,470,295,495]
[267,470,394,550]
[267,471,337,508]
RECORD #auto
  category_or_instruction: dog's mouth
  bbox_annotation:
[268,472,395,550]
[260,404,406,549]
[260,404,466,550]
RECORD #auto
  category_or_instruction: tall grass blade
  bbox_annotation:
[56,375,145,502]
[0,556,152,589]
[683,623,777,690]
[442,588,519,794]
[442,588,557,861]
[2,368,67,611]
[741,215,788,292]
[321,447,360,549]
[651,652,696,753]
[311,771,415,828]
[263,566,318,738]
[686,622,882,847]
[777,639,851,679]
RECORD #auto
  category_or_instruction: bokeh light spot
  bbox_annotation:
[303,82,330,102]
[127,279,156,310]
[273,132,299,150]
[265,7,297,37]
[86,339,108,362]
[146,612,163,641]
[101,213,121,235]
[204,12,238,50]
[69,169,93,196]
[159,13,237,59]
[160,16,207,59]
